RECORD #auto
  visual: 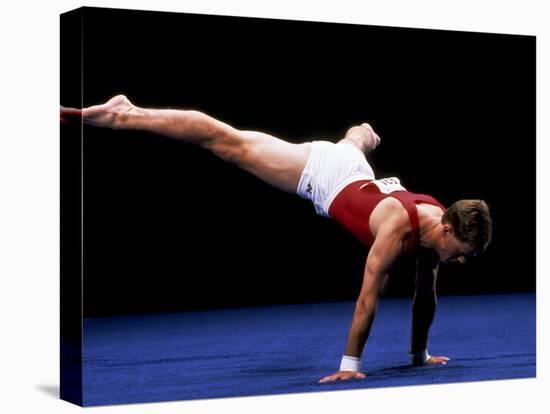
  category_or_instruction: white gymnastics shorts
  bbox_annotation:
[296,140,376,217]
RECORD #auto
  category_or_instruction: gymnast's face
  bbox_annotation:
[438,225,474,264]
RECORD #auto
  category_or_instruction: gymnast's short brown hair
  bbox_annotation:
[442,199,493,254]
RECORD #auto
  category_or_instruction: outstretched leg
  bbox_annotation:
[61,95,311,193]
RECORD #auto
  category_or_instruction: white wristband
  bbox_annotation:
[410,349,431,365]
[339,355,361,372]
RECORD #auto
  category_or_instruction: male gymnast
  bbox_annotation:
[61,95,493,383]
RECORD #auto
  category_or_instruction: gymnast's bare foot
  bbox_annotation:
[60,95,136,128]
[360,123,381,150]
[340,122,381,154]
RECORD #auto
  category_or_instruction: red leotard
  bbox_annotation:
[328,179,446,254]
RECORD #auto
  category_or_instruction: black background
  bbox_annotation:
[70,7,535,317]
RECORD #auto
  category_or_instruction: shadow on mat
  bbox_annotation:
[368,364,416,376]
[368,352,536,377]
[368,363,470,378]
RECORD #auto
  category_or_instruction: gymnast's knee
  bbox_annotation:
[207,140,248,165]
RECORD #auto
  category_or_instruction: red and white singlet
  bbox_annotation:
[328,177,446,254]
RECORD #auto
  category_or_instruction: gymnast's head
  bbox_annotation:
[437,200,493,264]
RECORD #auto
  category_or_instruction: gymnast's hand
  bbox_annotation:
[412,355,450,366]
[60,95,135,128]
[318,370,367,383]
[424,355,450,365]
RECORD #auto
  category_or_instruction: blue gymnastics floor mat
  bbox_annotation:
[82,293,535,406]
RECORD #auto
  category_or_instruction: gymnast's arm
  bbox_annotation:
[319,223,404,383]
[410,255,449,366]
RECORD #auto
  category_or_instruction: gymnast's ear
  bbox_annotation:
[442,224,453,236]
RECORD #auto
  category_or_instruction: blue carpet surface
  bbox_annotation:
[82,293,535,406]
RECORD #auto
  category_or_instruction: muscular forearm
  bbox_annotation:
[410,293,436,353]
[344,299,377,357]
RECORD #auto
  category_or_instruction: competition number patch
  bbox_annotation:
[360,177,406,194]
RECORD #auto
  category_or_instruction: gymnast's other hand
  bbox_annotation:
[424,355,450,365]
[318,370,367,383]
